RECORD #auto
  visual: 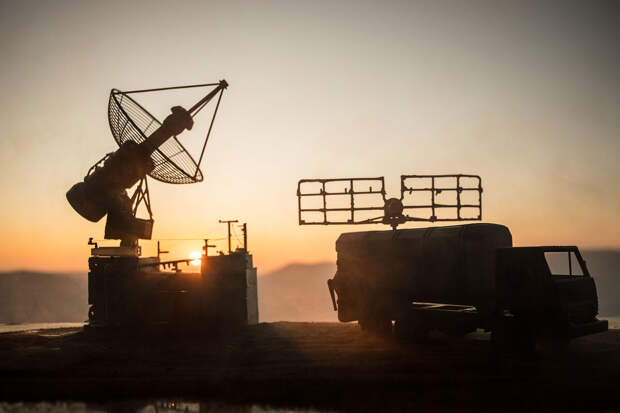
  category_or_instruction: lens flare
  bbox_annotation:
[189,251,202,266]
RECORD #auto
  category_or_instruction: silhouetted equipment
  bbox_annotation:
[297,174,482,229]
[219,219,239,254]
[67,80,228,246]
[66,80,259,329]
[88,236,258,328]
[328,225,607,352]
[157,241,169,259]
[297,175,607,353]
[203,239,216,256]
[87,221,258,329]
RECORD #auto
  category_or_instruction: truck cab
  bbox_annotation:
[495,246,608,340]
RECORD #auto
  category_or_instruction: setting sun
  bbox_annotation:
[189,251,202,266]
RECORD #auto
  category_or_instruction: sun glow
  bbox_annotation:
[189,251,202,266]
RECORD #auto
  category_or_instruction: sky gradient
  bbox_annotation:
[0,0,618,272]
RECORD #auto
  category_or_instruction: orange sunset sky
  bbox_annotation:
[1,0,618,273]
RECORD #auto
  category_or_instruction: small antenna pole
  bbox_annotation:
[157,241,169,260]
[219,219,238,254]
[203,239,216,257]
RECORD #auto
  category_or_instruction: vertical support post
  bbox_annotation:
[431,176,436,221]
[219,219,238,254]
[478,176,483,220]
[298,183,302,225]
[322,181,327,225]
[203,239,216,256]
[157,241,169,260]
[456,175,461,220]
[349,179,354,224]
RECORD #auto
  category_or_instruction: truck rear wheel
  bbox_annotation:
[394,315,430,343]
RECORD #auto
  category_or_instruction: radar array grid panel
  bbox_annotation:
[297,174,482,229]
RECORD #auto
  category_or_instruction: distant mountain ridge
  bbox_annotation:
[0,271,87,323]
[258,262,337,322]
[0,250,617,323]
[0,263,339,324]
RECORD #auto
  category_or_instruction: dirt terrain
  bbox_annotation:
[0,323,619,411]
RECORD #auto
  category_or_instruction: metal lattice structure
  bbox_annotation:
[108,82,226,184]
[108,90,202,184]
[401,174,482,221]
[297,174,482,229]
[67,80,228,246]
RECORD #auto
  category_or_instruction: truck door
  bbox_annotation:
[544,248,599,325]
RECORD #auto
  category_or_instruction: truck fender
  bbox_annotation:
[327,278,337,311]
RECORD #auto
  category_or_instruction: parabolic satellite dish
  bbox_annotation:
[67,80,228,246]
[108,81,227,184]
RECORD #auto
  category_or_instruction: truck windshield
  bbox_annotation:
[544,251,584,276]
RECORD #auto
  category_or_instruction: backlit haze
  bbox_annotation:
[0,0,618,273]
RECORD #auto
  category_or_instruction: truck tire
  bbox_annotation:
[492,317,536,356]
[394,314,430,343]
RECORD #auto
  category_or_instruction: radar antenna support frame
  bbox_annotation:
[129,177,153,221]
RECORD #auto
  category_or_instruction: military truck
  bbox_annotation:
[297,175,607,352]
[327,223,608,351]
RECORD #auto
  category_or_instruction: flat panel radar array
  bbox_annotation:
[297,174,483,229]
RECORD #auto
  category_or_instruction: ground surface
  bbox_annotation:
[0,322,619,412]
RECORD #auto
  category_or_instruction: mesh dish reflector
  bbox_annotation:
[108,89,203,184]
